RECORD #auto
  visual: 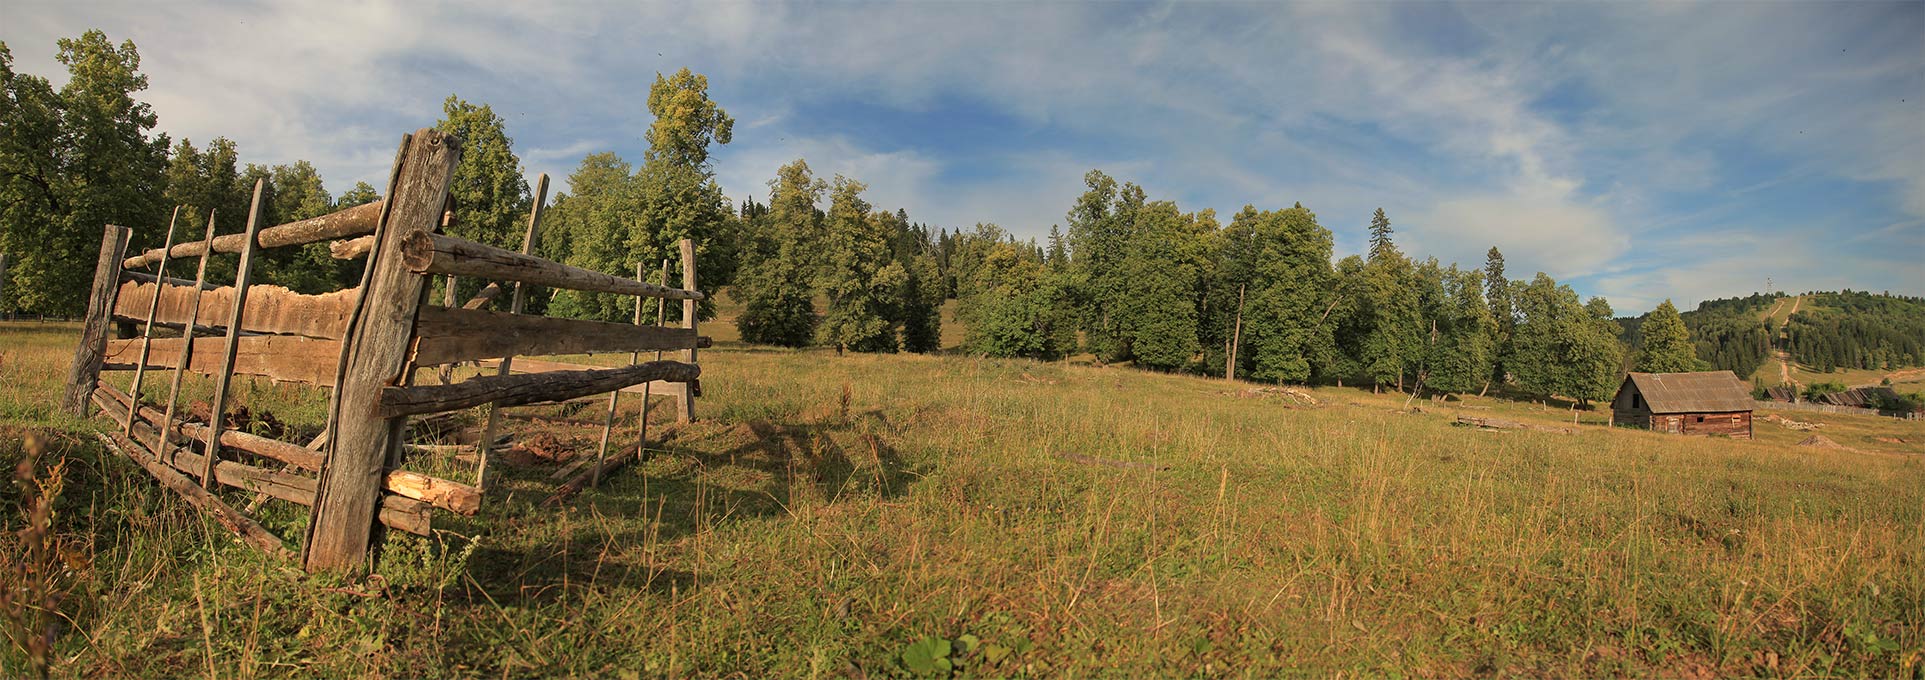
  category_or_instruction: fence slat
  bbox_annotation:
[399,231,705,301]
[200,180,271,487]
[122,199,386,269]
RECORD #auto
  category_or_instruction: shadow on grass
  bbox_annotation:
[448,406,918,606]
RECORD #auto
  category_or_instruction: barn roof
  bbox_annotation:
[1622,371,1754,413]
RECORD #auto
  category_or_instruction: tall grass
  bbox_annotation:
[1,320,1921,677]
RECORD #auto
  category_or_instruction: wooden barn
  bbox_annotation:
[1611,371,1754,439]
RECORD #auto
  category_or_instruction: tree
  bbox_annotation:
[733,159,823,346]
[959,227,1076,359]
[1215,204,1336,383]
[436,95,530,252]
[0,33,168,315]
[1511,274,1624,407]
[1635,299,1699,373]
[1367,207,1395,261]
[547,153,639,321]
[1484,246,1512,388]
[1359,209,1422,389]
[1424,266,1496,395]
[816,176,905,353]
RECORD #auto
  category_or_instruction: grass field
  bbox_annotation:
[3,317,1923,678]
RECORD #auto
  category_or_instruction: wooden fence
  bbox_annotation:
[1755,400,1922,421]
[65,128,709,573]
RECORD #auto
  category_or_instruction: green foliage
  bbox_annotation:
[733,160,823,347]
[436,95,531,251]
[1510,274,1623,405]
[645,68,734,169]
[1784,291,1925,373]
[1216,204,1336,383]
[959,226,1077,360]
[1354,210,1423,388]
[0,33,168,315]
[1423,266,1497,394]
[1064,171,1211,370]
[1635,300,1698,373]
[900,636,953,675]
[816,177,903,352]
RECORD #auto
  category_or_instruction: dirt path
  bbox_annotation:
[1772,295,1803,387]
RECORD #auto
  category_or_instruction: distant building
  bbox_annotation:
[1611,371,1754,439]
[1813,386,1897,409]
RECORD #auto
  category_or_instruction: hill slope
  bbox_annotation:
[1,321,1922,677]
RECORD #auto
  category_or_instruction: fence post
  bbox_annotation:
[199,180,269,488]
[305,129,460,574]
[63,224,133,415]
[476,173,549,491]
[677,238,698,423]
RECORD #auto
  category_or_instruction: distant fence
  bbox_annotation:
[68,128,709,574]
[1755,400,1921,421]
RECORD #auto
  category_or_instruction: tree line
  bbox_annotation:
[7,32,1799,408]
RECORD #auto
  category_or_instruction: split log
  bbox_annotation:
[91,428,294,559]
[95,383,479,515]
[399,231,704,301]
[412,306,710,365]
[1453,415,1573,434]
[122,199,386,269]
[376,360,700,418]
[546,447,643,505]
[462,282,502,310]
[104,335,342,386]
[201,180,271,487]
[676,238,699,423]
[328,234,374,260]
[63,225,131,414]
[112,280,356,340]
[120,269,217,291]
[475,357,697,397]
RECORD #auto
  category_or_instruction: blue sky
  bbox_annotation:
[8,1,1922,312]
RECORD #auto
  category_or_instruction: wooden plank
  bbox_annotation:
[412,306,709,365]
[125,206,182,438]
[90,427,293,560]
[63,224,132,414]
[105,336,342,386]
[677,239,698,423]
[475,357,691,395]
[400,231,705,301]
[477,174,548,492]
[96,384,479,515]
[377,360,700,418]
[112,280,355,340]
[307,129,458,574]
[122,199,386,269]
[201,180,270,487]
[158,210,223,461]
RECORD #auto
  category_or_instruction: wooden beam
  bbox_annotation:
[125,206,182,438]
[91,428,293,560]
[677,239,698,423]
[306,129,458,574]
[105,335,342,386]
[122,199,386,269]
[158,210,222,463]
[399,231,705,301]
[201,179,271,487]
[64,224,132,414]
[377,360,700,418]
[112,280,355,340]
[474,357,693,396]
[328,234,374,260]
[412,306,709,365]
[476,174,548,492]
[96,384,479,515]
[120,269,217,291]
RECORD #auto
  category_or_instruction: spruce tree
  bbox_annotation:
[733,159,822,346]
[816,176,904,352]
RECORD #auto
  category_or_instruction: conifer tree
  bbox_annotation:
[816,176,905,352]
[733,159,822,346]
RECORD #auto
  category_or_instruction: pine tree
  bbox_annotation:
[817,177,905,353]
[1368,208,1395,261]
[733,159,822,346]
[1636,299,1699,373]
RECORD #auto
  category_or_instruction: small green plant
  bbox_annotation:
[900,635,952,676]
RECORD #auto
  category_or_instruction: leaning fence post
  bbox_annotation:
[199,181,269,488]
[125,206,183,437]
[476,173,549,491]
[304,129,460,574]
[677,238,698,423]
[63,224,133,415]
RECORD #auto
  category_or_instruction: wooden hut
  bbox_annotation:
[1610,371,1754,439]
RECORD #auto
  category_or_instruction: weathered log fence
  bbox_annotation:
[65,128,709,573]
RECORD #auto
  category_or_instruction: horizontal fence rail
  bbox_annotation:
[121,200,388,269]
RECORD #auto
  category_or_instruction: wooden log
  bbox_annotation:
[91,428,294,560]
[399,231,705,301]
[307,129,458,574]
[201,180,271,487]
[1453,415,1573,434]
[477,174,548,492]
[677,239,699,423]
[112,280,355,340]
[329,234,374,260]
[377,360,700,418]
[462,282,502,310]
[474,357,694,396]
[96,384,479,515]
[63,224,132,415]
[122,199,386,269]
[125,206,182,438]
[412,306,709,365]
[120,269,218,291]
[105,336,342,386]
